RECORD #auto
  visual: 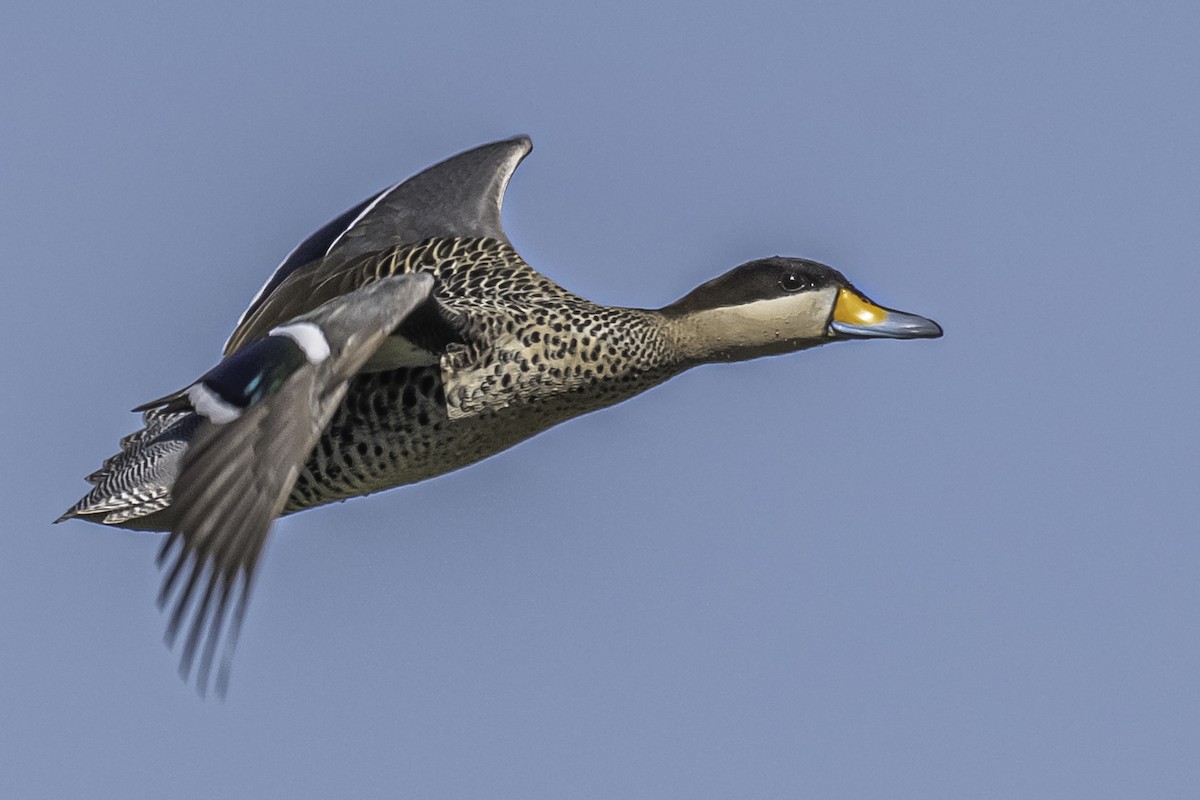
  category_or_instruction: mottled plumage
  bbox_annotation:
[156,273,438,694]
[60,136,942,694]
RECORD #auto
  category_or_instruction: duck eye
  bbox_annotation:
[780,272,809,292]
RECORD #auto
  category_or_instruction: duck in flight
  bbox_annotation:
[60,136,942,695]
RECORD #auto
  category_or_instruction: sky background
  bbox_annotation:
[2,1,1197,797]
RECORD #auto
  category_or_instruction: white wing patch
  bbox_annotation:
[269,322,331,364]
[187,384,242,424]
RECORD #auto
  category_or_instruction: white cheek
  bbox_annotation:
[716,289,836,341]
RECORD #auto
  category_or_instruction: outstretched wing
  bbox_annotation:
[225,136,531,355]
[153,272,436,696]
[157,367,334,696]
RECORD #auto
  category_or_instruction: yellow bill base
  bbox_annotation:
[833,288,889,326]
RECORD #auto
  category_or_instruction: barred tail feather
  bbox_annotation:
[57,410,199,530]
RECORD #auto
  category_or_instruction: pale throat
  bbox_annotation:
[667,288,836,363]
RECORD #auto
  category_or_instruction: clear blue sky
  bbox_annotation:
[3,2,1197,797]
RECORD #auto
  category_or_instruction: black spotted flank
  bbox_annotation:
[662,257,849,316]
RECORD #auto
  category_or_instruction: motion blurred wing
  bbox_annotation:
[152,272,436,695]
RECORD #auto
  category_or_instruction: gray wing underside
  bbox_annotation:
[228,136,531,350]
[158,273,436,696]
[157,369,340,696]
[324,135,531,264]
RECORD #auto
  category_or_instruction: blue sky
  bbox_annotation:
[3,2,1197,797]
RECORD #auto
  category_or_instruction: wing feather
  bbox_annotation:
[158,273,436,695]
[224,137,529,355]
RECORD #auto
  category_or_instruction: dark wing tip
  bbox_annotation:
[325,134,533,260]
[132,387,191,414]
[154,271,445,696]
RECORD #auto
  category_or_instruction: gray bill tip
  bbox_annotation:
[831,309,943,339]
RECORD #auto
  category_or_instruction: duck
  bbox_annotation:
[59,136,942,695]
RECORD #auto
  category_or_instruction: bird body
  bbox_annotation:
[60,136,942,693]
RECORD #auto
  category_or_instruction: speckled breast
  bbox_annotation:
[280,238,681,512]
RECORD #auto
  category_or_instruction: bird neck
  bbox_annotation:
[657,302,828,365]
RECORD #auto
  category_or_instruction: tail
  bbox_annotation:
[58,409,200,530]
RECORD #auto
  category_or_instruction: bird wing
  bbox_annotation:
[225,136,530,354]
[153,272,436,696]
[157,368,334,696]
[222,247,470,360]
